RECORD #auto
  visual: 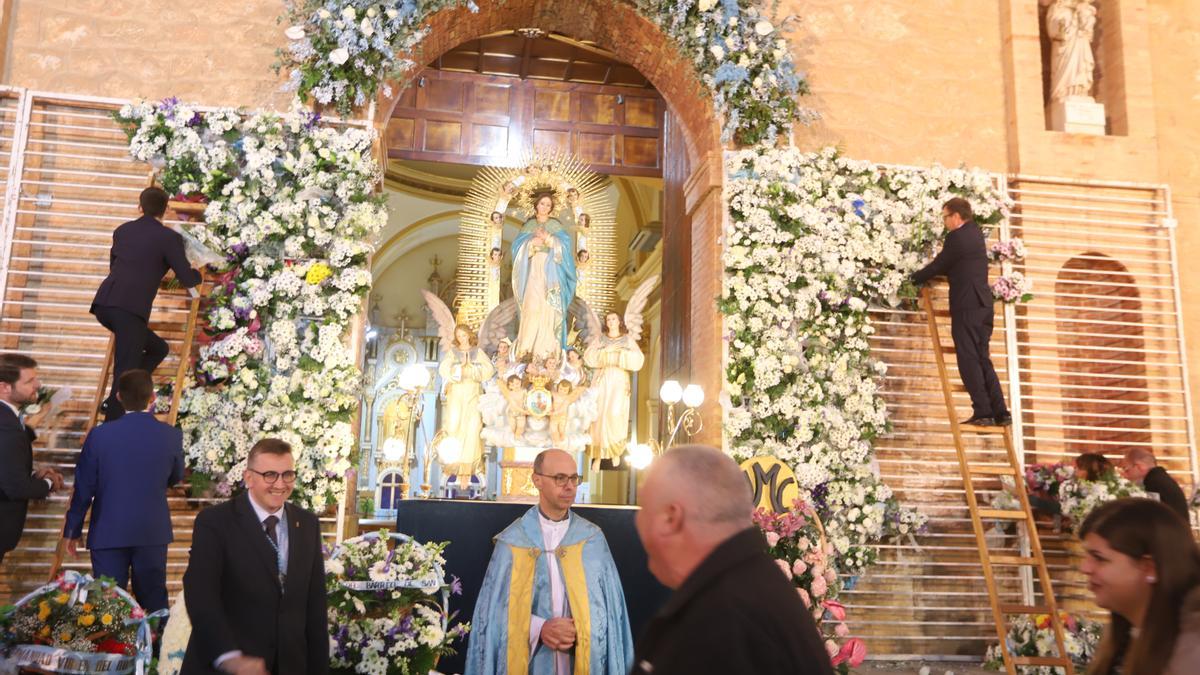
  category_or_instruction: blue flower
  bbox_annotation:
[713,63,749,86]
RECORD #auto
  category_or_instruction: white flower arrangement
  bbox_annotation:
[1058,474,1149,531]
[115,99,386,510]
[722,146,1011,573]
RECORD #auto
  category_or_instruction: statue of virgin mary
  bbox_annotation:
[511,192,577,360]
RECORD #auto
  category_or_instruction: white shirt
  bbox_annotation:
[2,398,53,492]
[214,496,290,670]
[529,511,573,674]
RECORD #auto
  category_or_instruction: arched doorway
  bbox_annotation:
[372,1,726,444]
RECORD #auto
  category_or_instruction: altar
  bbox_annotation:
[393,499,670,675]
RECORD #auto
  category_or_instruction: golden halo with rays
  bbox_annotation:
[455,148,617,331]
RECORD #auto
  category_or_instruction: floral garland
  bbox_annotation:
[277,0,810,145]
[326,531,469,674]
[276,0,476,115]
[721,146,1012,573]
[115,98,386,509]
[1057,474,1147,531]
[754,501,866,673]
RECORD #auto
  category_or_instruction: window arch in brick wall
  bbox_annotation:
[1054,252,1150,460]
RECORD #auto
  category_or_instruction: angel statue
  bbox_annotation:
[581,277,656,470]
[422,290,495,484]
[511,191,577,361]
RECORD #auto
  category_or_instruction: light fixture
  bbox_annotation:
[399,364,431,392]
[381,437,405,462]
[365,327,378,340]
[627,442,655,470]
[659,379,683,405]
[682,384,705,409]
[436,435,462,465]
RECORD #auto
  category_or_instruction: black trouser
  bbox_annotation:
[92,305,167,421]
[950,306,1008,419]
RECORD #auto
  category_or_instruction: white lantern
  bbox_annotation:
[381,438,405,462]
[437,436,462,465]
[627,443,654,470]
[659,380,683,404]
[682,384,705,409]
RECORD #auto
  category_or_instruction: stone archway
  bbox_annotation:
[373,0,727,444]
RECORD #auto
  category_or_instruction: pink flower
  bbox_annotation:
[792,559,808,576]
[822,599,846,622]
[797,587,811,608]
[811,574,828,598]
[775,558,793,580]
[824,640,839,658]
[825,568,837,584]
[832,638,867,667]
[765,531,781,548]
[835,622,850,638]
[797,536,811,551]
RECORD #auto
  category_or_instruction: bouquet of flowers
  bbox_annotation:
[992,271,1033,303]
[984,611,1103,674]
[753,500,866,673]
[326,530,469,675]
[1058,473,1148,530]
[1025,462,1074,502]
[0,572,163,674]
[989,237,1027,263]
[19,386,71,419]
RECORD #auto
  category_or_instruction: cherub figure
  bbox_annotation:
[493,338,515,378]
[576,249,591,268]
[562,348,588,387]
[501,374,529,438]
[549,379,585,445]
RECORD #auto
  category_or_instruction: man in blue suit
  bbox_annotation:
[63,368,184,611]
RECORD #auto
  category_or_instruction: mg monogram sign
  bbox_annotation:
[739,456,800,513]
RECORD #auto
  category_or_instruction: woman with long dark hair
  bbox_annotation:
[1079,498,1200,674]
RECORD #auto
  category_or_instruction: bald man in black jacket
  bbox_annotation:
[91,187,201,422]
[912,198,1010,427]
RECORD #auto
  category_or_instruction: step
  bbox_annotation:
[960,424,1008,434]
[977,509,1029,520]
[1012,656,1073,667]
[988,555,1040,566]
[999,603,1052,614]
[968,465,1019,476]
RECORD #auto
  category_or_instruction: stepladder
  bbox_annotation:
[920,286,1075,675]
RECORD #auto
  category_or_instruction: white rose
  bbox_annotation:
[329,48,350,65]
[755,20,774,35]
[285,25,306,40]
[367,7,377,17]
[697,0,716,11]
[360,17,374,36]
[710,45,725,60]
[386,8,398,18]
[341,6,356,20]
[318,8,331,19]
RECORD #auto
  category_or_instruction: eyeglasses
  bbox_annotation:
[247,468,297,485]
[534,472,583,487]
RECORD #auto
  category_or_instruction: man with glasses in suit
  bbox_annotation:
[466,448,633,675]
[180,438,328,675]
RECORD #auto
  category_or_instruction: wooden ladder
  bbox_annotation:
[83,292,203,431]
[920,287,1074,675]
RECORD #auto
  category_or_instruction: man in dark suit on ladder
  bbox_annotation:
[181,438,328,675]
[0,353,64,566]
[912,198,1011,427]
[91,186,202,422]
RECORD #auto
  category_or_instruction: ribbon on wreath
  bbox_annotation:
[125,608,170,675]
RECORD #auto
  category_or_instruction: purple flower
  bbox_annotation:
[450,575,463,596]
[302,111,322,131]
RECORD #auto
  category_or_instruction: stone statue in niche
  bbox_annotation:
[1042,0,1105,134]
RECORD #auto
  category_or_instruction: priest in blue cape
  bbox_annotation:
[511,192,578,361]
[465,448,633,675]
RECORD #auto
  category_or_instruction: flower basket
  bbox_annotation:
[326,530,469,675]
[0,572,165,675]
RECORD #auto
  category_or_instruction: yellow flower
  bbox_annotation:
[36,626,50,639]
[54,593,69,605]
[305,262,333,285]
[82,603,93,612]
[59,632,72,642]
[101,613,113,626]
[37,601,50,622]
[78,614,96,627]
